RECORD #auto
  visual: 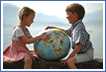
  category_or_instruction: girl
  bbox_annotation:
[3,7,48,69]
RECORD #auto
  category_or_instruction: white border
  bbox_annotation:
[103,1,105,70]
[1,1,105,71]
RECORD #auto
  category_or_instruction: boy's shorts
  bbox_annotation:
[61,46,94,63]
[75,48,94,63]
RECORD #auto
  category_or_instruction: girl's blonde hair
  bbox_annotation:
[19,7,35,20]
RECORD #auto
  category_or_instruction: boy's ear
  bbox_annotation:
[74,12,79,19]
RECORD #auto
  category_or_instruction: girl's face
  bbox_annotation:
[66,11,79,24]
[23,14,35,27]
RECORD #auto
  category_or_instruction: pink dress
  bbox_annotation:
[3,26,38,62]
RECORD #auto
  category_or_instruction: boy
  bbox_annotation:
[46,3,94,68]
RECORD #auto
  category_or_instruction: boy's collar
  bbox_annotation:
[72,19,82,27]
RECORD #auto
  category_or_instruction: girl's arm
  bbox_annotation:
[19,34,48,44]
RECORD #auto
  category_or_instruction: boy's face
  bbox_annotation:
[23,14,35,27]
[66,11,79,24]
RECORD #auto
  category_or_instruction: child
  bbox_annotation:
[3,7,48,69]
[46,3,94,68]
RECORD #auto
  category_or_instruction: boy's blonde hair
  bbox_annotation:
[19,7,35,20]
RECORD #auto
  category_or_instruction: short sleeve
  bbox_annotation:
[15,28,24,37]
[73,29,89,45]
[12,27,24,40]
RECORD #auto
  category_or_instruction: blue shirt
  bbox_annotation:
[66,20,93,53]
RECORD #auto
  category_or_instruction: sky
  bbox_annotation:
[2,1,103,19]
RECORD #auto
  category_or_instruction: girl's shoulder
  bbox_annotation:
[12,26,24,35]
[12,26,25,39]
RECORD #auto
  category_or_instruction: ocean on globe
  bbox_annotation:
[34,29,71,61]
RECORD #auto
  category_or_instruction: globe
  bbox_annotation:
[34,29,71,61]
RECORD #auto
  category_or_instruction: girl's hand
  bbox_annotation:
[39,34,48,41]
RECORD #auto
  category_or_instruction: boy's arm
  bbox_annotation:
[69,43,81,57]
[45,26,72,36]
[45,26,65,32]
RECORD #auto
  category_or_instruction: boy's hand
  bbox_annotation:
[45,26,54,30]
